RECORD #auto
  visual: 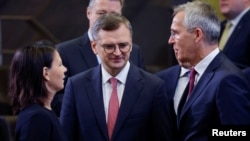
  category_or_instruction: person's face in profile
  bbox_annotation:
[43,51,67,94]
[87,0,122,29]
[92,23,132,76]
[168,11,199,68]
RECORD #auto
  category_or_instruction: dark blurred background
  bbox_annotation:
[0,0,191,70]
[0,1,225,140]
[0,0,192,115]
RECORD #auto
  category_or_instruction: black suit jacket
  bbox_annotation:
[156,52,250,141]
[60,63,174,141]
[219,9,250,69]
[52,33,146,116]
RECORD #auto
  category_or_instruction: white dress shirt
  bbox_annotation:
[174,48,220,114]
[101,62,130,121]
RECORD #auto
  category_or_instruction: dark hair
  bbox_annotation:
[8,40,56,114]
[91,12,132,41]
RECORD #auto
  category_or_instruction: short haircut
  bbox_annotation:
[91,12,132,41]
[173,1,220,44]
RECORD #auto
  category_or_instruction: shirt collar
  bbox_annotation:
[102,62,130,85]
[180,67,191,77]
[88,29,94,41]
[180,48,219,78]
[194,48,220,76]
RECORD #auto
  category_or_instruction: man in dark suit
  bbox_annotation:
[60,12,173,141]
[156,1,250,141]
[218,0,250,69]
[52,0,145,116]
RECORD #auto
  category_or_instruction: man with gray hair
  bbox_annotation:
[157,1,250,140]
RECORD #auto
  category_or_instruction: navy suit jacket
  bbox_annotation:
[52,33,145,116]
[60,64,174,141]
[15,104,67,141]
[157,52,250,141]
[219,9,250,69]
[243,67,250,83]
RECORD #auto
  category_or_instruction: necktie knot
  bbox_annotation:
[189,68,196,79]
[226,21,232,28]
[110,77,117,88]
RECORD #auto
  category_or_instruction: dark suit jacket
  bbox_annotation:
[15,104,67,141]
[156,52,250,141]
[219,9,250,69]
[243,67,250,83]
[52,33,145,116]
[60,64,174,141]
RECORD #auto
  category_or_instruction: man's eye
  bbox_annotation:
[103,45,115,49]
[118,43,128,48]
[97,11,106,15]
[170,31,177,36]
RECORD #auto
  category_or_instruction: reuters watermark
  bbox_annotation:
[212,129,246,136]
[210,126,250,140]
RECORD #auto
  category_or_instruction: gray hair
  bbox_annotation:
[91,12,133,41]
[173,1,220,44]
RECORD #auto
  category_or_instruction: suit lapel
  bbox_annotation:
[112,64,143,139]
[179,71,214,119]
[85,66,109,140]
[167,66,181,119]
[79,33,98,68]
[169,66,182,100]
[179,53,224,120]
[168,66,182,128]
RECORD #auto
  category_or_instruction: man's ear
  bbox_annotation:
[43,67,50,81]
[87,7,91,20]
[91,41,98,54]
[194,27,203,42]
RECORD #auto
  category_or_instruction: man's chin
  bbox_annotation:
[178,61,192,69]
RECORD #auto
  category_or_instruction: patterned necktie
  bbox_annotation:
[107,77,119,140]
[219,22,232,50]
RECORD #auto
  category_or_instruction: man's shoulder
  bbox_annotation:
[132,43,140,50]
[156,65,180,76]
[243,9,250,20]
[130,43,141,56]
[70,65,98,81]
[56,34,88,49]
[131,64,164,83]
